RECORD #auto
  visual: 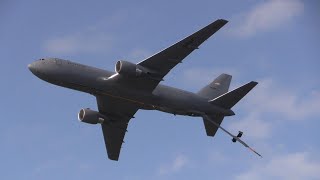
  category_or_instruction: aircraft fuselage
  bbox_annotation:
[29,58,234,117]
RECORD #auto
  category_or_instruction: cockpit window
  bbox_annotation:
[38,58,45,61]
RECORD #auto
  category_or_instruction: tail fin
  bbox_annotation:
[197,73,232,99]
[209,81,258,109]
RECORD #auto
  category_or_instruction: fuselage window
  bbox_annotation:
[53,59,62,66]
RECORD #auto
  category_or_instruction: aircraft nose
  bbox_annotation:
[28,63,32,70]
[28,61,40,75]
[28,63,35,73]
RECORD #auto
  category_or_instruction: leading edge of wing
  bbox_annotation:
[107,19,228,93]
[137,19,228,69]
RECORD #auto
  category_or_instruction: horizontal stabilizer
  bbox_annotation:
[209,81,258,109]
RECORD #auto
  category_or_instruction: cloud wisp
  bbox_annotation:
[44,31,114,55]
[229,0,304,37]
[245,78,320,120]
[43,10,130,55]
[157,154,189,175]
[235,152,320,180]
[228,112,271,140]
[228,78,320,140]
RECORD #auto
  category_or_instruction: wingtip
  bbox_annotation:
[218,19,228,24]
[108,153,120,161]
[251,81,258,85]
[221,73,232,76]
[211,19,228,26]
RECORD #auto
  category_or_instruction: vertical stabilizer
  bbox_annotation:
[203,115,224,137]
[197,73,232,100]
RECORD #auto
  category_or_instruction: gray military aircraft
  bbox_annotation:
[28,19,261,161]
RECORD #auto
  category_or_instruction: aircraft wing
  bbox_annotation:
[136,19,228,91]
[96,95,139,161]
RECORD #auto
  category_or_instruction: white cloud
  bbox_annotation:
[207,151,230,164]
[235,152,320,180]
[158,154,189,175]
[227,78,320,140]
[230,0,304,37]
[246,78,320,120]
[44,31,114,55]
[228,112,271,140]
[43,11,130,55]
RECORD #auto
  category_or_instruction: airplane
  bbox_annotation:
[28,19,262,161]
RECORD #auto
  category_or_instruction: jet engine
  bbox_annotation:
[115,60,144,77]
[78,108,108,124]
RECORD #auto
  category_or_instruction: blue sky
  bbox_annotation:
[1,0,320,179]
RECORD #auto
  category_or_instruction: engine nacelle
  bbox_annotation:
[115,60,144,77]
[78,108,108,124]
